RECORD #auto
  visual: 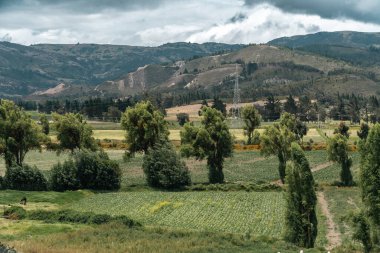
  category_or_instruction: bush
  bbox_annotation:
[27,209,140,227]
[176,113,190,126]
[50,160,80,191]
[4,206,27,220]
[0,176,4,190]
[73,150,121,190]
[143,141,191,189]
[4,164,47,191]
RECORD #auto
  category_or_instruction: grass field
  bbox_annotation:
[0,150,362,187]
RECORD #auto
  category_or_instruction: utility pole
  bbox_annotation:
[232,64,241,119]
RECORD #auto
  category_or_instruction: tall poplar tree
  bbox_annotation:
[285,142,318,248]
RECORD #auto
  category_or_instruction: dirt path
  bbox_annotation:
[311,162,334,172]
[317,191,342,250]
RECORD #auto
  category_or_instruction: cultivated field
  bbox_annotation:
[0,115,367,253]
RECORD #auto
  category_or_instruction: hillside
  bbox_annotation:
[0,41,243,97]
[269,31,380,68]
[3,31,380,100]
[269,31,380,49]
[93,43,380,100]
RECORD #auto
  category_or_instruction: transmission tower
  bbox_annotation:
[232,64,241,119]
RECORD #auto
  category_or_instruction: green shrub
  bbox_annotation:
[73,150,121,190]
[50,160,80,191]
[143,141,191,189]
[4,164,47,191]
[4,206,27,220]
[27,209,140,227]
[90,214,112,224]
[0,176,4,190]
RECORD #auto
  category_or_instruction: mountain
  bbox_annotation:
[92,43,380,101]
[0,41,243,97]
[3,31,380,100]
[268,31,380,49]
[269,31,380,67]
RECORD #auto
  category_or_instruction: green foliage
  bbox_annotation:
[143,141,191,189]
[360,123,380,244]
[27,209,140,227]
[0,100,45,167]
[3,206,27,220]
[285,143,317,248]
[358,123,370,140]
[53,113,97,152]
[121,101,169,155]
[0,175,4,190]
[39,113,50,135]
[284,95,298,115]
[181,107,233,184]
[327,134,354,186]
[4,164,47,191]
[50,160,80,191]
[352,212,372,253]
[260,123,296,183]
[334,122,350,138]
[73,150,121,190]
[211,97,227,116]
[241,105,261,144]
[279,112,308,142]
[176,113,190,126]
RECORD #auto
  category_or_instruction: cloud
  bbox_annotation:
[187,4,380,44]
[0,0,168,13]
[244,0,380,24]
[0,1,379,46]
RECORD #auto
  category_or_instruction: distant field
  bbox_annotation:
[0,150,361,187]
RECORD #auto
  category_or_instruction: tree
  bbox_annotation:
[298,95,312,121]
[103,106,122,122]
[73,150,121,190]
[264,95,281,121]
[121,101,169,155]
[4,164,47,191]
[358,123,370,140]
[39,114,50,135]
[360,123,380,244]
[279,112,308,143]
[211,97,226,117]
[327,134,354,186]
[285,142,317,248]
[352,212,373,253]
[176,113,190,126]
[0,100,45,167]
[181,107,233,184]
[260,123,296,183]
[143,141,191,189]
[53,113,97,153]
[284,95,298,115]
[241,105,261,144]
[334,122,350,138]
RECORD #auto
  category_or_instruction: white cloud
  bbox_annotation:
[187,4,380,44]
[0,1,380,46]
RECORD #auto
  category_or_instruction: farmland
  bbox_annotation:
[0,112,368,253]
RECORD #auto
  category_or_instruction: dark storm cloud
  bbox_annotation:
[245,0,380,24]
[0,0,166,13]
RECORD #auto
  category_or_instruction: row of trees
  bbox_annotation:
[0,100,121,191]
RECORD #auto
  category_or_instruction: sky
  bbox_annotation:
[1,0,380,46]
